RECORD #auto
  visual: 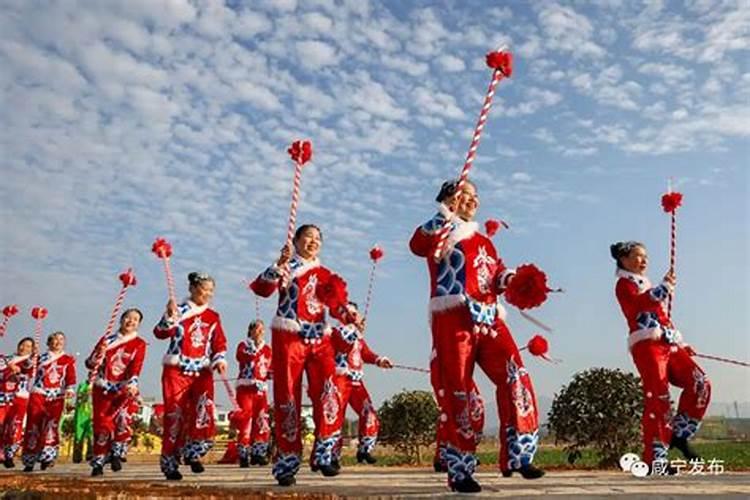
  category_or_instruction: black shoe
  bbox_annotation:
[165,469,183,481]
[501,469,512,478]
[251,455,269,466]
[433,460,448,473]
[518,464,545,479]
[188,459,205,474]
[356,451,377,464]
[331,458,341,471]
[119,456,127,463]
[4,457,15,469]
[450,475,482,493]
[310,462,319,472]
[277,473,296,486]
[320,463,340,477]
[23,464,34,473]
[40,461,52,471]
[240,457,250,468]
[110,457,122,472]
[670,436,700,461]
[91,465,103,477]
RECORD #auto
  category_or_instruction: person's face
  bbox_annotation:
[621,245,648,275]
[17,340,33,356]
[249,321,265,343]
[48,334,65,352]
[190,280,215,306]
[454,183,479,221]
[120,310,142,335]
[294,227,321,260]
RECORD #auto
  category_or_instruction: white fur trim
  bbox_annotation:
[7,354,31,367]
[429,294,466,313]
[178,301,211,323]
[39,351,64,368]
[290,257,321,280]
[627,328,684,350]
[616,269,652,292]
[447,220,479,248]
[105,332,139,352]
[271,316,301,333]
[161,354,209,370]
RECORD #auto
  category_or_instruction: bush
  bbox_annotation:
[378,390,438,464]
[547,367,643,467]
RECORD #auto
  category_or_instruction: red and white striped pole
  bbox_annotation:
[363,246,384,321]
[661,183,683,322]
[280,140,313,288]
[0,304,20,337]
[433,48,513,262]
[152,238,177,306]
[30,306,48,376]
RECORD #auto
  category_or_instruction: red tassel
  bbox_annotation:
[151,237,173,259]
[504,264,550,310]
[485,50,513,76]
[369,245,384,262]
[316,273,349,311]
[2,304,19,318]
[31,306,48,320]
[661,192,683,213]
[119,268,137,287]
[288,140,313,166]
[527,334,549,357]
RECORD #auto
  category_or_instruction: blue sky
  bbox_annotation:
[1,0,748,425]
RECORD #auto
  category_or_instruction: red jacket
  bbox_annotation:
[31,351,76,400]
[154,301,228,375]
[0,354,34,403]
[235,339,272,392]
[332,324,381,383]
[86,331,147,393]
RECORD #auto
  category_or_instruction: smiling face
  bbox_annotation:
[48,333,65,353]
[189,279,215,306]
[454,182,479,221]
[17,339,33,357]
[620,245,648,275]
[249,320,265,344]
[294,226,322,260]
[119,310,142,335]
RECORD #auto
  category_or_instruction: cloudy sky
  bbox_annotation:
[1,0,748,424]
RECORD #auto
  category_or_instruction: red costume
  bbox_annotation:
[85,330,147,468]
[0,354,34,463]
[615,269,711,465]
[154,300,227,475]
[21,351,76,468]
[410,205,540,485]
[251,256,350,480]
[331,324,384,456]
[234,338,272,462]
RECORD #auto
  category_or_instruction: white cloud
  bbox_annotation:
[538,4,606,58]
[512,172,532,182]
[436,54,466,72]
[296,40,340,69]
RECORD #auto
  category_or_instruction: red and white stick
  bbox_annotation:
[433,48,513,262]
[0,304,20,337]
[152,238,176,305]
[280,140,313,288]
[88,269,137,383]
[30,306,48,375]
[363,246,384,321]
[220,374,240,410]
[694,353,749,368]
[392,363,430,374]
[661,183,683,322]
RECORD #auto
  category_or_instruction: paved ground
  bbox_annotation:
[1,464,749,498]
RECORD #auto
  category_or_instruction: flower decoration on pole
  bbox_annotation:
[661,184,683,321]
[363,245,385,321]
[151,237,176,306]
[504,264,558,310]
[0,304,20,337]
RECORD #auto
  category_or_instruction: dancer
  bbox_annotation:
[0,337,35,468]
[611,241,711,471]
[21,331,76,472]
[251,224,360,486]
[331,302,392,464]
[154,272,227,480]
[410,179,544,492]
[233,319,272,468]
[86,308,147,476]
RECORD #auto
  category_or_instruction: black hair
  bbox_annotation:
[188,272,215,287]
[120,307,143,323]
[294,224,322,242]
[435,178,476,203]
[610,241,645,269]
[17,337,33,350]
[347,301,359,311]
[46,331,65,347]
[247,319,264,334]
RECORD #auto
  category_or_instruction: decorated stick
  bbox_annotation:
[694,353,749,368]
[363,245,384,321]
[151,238,176,306]
[661,184,683,321]
[519,334,560,363]
[392,363,430,374]
[280,140,313,288]
[220,374,240,410]
[30,306,48,374]
[0,304,20,337]
[255,295,260,322]
[88,269,137,383]
[433,48,513,262]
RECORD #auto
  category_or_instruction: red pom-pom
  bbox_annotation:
[527,334,549,357]
[151,238,173,259]
[504,264,550,310]
[288,140,313,166]
[316,273,349,311]
[661,192,683,213]
[119,268,137,287]
[31,306,48,320]
[485,219,501,237]
[369,245,384,263]
[2,305,19,318]
[486,50,513,77]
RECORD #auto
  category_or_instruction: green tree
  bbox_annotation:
[378,390,438,464]
[547,367,643,467]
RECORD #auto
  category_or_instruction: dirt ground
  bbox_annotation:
[1,463,749,499]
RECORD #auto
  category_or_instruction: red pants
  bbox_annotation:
[92,388,139,466]
[160,366,215,472]
[272,330,341,478]
[432,306,539,477]
[0,397,28,460]
[631,340,711,464]
[235,386,271,459]
[21,394,64,466]
[430,355,485,463]
[335,376,379,454]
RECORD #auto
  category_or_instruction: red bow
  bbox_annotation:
[661,192,683,213]
[316,274,349,311]
[151,238,173,259]
[369,246,384,263]
[504,264,551,310]
[31,306,48,320]
[2,305,19,318]
[119,268,137,287]
[485,50,513,77]
[288,140,313,166]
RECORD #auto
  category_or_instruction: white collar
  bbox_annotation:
[615,268,652,291]
[107,331,139,350]
[290,255,321,278]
